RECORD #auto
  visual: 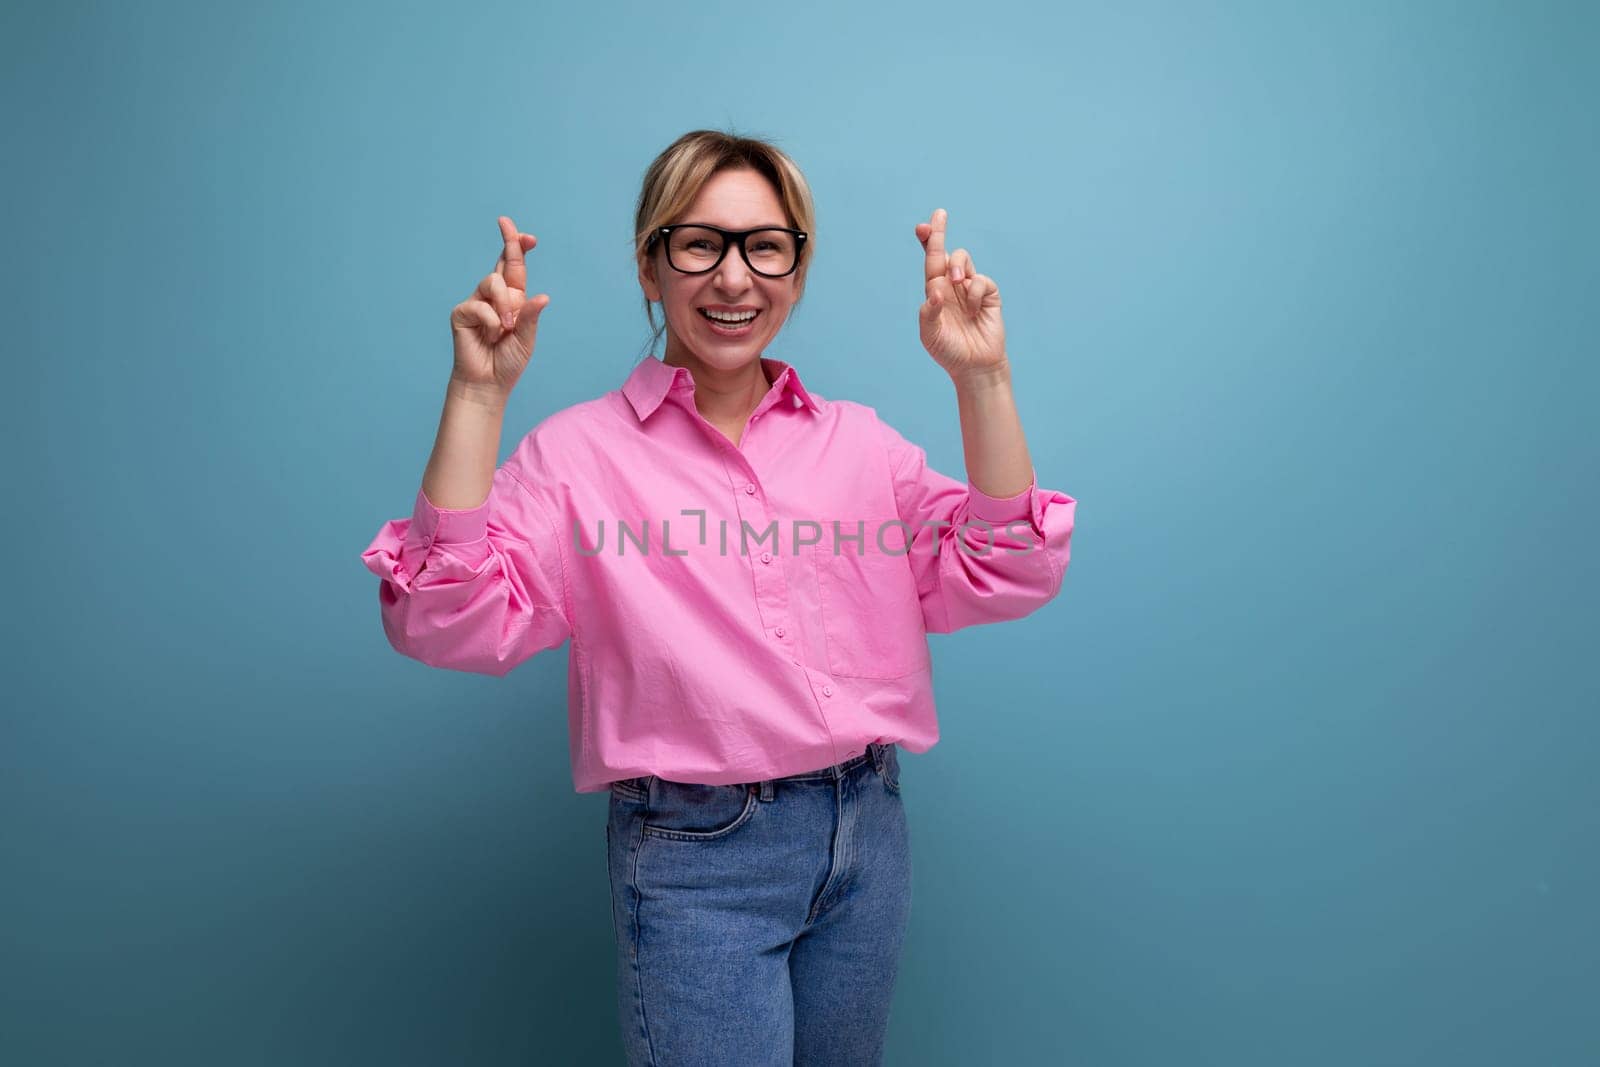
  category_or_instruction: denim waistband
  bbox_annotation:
[751,742,894,802]
[762,743,885,784]
[611,743,896,803]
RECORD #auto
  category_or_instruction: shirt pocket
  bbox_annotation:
[811,529,931,680]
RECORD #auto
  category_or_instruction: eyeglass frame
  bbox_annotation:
[648,224,809,279]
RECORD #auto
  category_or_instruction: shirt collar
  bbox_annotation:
[622,355,822,423]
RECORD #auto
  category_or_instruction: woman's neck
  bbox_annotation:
[663,347,773,428]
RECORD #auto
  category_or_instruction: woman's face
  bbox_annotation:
[640,167,802,374]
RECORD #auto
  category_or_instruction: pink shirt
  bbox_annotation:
[361,355,1077,793]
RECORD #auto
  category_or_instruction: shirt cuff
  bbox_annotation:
[411,486,492,546]
[967,469,1040,526]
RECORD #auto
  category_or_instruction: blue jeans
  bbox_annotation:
[606,742,912,1066]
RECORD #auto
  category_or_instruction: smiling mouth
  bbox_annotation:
[698,308,760,326]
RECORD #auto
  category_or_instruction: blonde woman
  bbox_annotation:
[361,129,1077,1066]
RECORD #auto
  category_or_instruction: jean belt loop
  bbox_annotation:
[869,743,886,778]
[759,778,774,802]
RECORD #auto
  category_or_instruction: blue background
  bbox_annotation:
[5,0,1596,1063]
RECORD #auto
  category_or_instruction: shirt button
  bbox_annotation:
[760,551,772,564]
[775,626,785,638]
[744,483,756,494]
[822,685,834,697]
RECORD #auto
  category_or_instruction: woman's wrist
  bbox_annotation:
[949,358,1013,396]
[447,375,511,411]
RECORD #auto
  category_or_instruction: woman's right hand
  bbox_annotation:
[449,215,551,397]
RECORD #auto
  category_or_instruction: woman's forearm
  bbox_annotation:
[951,361,1034,499]
[421,377,510,510]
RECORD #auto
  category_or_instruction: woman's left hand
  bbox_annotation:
[916,208,1008,380]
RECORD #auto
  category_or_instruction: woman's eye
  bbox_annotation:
[686,240,716,252]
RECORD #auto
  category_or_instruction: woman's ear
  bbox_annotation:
[638,252,662,303]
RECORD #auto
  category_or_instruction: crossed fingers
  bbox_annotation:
[483,215,538,328]
[495,215,537,291]
[916,208,992,314]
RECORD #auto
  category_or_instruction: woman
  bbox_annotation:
[361,129,1076,1066]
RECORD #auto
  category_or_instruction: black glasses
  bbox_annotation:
[650,224,808,278]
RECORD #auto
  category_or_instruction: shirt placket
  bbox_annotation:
[672,381,795,655]
[722,448,792,655]
[718,401,839,722]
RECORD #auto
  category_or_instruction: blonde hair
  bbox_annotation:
[633,129,816,350]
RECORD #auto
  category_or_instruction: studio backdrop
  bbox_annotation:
[4,0,1595,1064]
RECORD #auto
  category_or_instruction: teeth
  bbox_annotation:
[703,309,757,323]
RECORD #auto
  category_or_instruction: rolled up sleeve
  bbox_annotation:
[359,465,571,676]
[879,416,1076,634]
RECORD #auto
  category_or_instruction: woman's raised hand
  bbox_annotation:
[449,215,552,396]
[915,208,1008,381]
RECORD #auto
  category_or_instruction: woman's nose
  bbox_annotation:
[713,242,753,291]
